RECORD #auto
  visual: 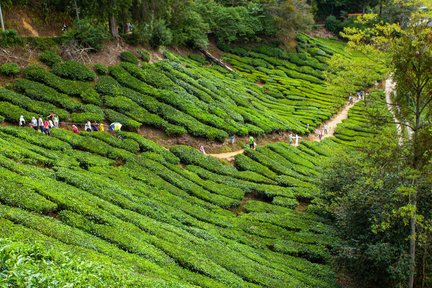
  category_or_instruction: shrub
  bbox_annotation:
[14,78,82,111]
[24,65,101,105]
[94,63,109,75]
[52,60,96,81]
[188,54,207,64]
[27,37,59,50]
[0,63,20,76]
[63,19,109,51]
[0,29,22,46]
[104,109,141,130]
[325,15,341,35]
[0,101,33,122]
[96,76,122,96]
[136,49,150,62]
[149,19,172,48]
[0,87,69,120]
[71,112,104,123]
[39,50,62,67]
[119,51,139,64]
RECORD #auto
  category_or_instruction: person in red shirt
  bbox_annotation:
[72,125,80,134]
[43,119,51,136]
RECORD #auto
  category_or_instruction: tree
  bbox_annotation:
[263,0,314,45]
[329,12,432,287]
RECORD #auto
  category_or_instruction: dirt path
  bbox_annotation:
[310,99,360,142]
[385,77,412,144]
[208,99,360,160]
[208,150,244,161]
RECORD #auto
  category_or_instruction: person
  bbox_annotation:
[19,115,25,127]
[288,133,293,145]
[99,123,105,132]
[49,112,55,121]
[43,119,50,136]
[62,22,68,32]
[49,119,54,129]
[31,116,38,130]
[295,134,300,146]
[318,129,322,140]
[324,124,328,135]
[109,122,122,132]
[38,115,44,133]
[349,95,353,105]
[92,121,99,131]
[85,121,92,132]
[229,135,235,144]
[72,125,80,134]
[306,123,309,130]
[53,114,59,128]
[249,136,255,150]
[199,145,206,155]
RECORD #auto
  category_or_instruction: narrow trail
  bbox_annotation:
[385,77,412,144]
[209,98,361,160]
[385,78,403,145]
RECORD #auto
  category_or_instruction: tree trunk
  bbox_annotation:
[109,14,119,39]
[409,189,417,288]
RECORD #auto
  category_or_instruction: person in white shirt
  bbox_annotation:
[31,117,37,130]
[38,115,44,133]
[19,115,25,127]
[85,121,92,132]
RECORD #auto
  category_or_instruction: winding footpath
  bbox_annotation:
[385,77,412,144]
[209,98,361,160]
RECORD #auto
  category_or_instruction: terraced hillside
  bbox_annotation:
[0,90,394,287]
[0,35,357,142]
[0,34,388,287]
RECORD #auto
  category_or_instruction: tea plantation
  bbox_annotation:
[0,36,388,287]
[0,35,360,141]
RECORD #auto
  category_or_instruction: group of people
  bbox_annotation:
[21,113,60,136]
[288,133,302,145]
[72,121,122,134]
[316,124,329,140]
[19,114,123,137]
[73,121,104,134]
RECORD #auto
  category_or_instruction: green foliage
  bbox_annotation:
[94,63,109,75]
[24,65,101,105]
[0,239,166,287]
[26,37,59,51]
[39,50,62,67]
[52,60,97,81]
[149,19,173,48]
[63,19,109,51]
[14,78,81,111]
[136,49,150,62]
[202,3,263,43]
[119,51,139,64]
[0,29,22,47]
[0,63,20,76]
[325,15,340,35]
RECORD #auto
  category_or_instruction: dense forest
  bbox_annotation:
[0,0,422,49]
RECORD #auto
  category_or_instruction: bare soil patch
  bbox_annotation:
[229,192,273,216]
[4,6,64,37]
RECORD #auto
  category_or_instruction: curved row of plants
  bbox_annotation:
[0,35,358,142]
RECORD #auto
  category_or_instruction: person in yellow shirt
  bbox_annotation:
[98,123,105,132]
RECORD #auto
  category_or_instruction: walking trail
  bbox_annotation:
[385,77,412,144]
[209,98,361,160]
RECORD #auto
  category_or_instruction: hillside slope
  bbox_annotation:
[0,92,394,287]
[0,35,352,143]
[0,34,388,287]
